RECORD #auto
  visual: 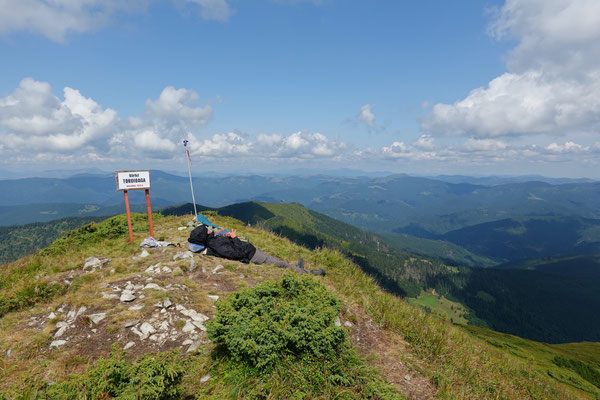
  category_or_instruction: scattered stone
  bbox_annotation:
[163,298,173,308]
[200,374,211,383]
[173,251,193,261]
[144,283,165,291]
[175,304,186,311]
[83,257,102,271]
[125,282,134,291]
[123,319,139,328]
[207,295,219,301]
[139,249,150,258]
[334,317,342,327]
[76,306,87,316]
[212,265,224,274]
[131,327,144,339]
[189,258,198,272]
[102,293,119,300]
[404,374,411,382]
[239,274,245,279]
[91,329,97,333]
[129,304,144,311]
[161,266,173,274]
[181,309,209,323]
[191,321,207,331]
[182,321,196,333]
[124,341,136,350]
[66,310,76,321]
[48,312,56,319]
[187,341,201,353]
[182,339,193,346]
[154,302,163,308]
[50,340,67,348]
[159,321,170,331]
[172,266,183,276]
[88,313,106,325]
[344,321,354,328]
[145,263,161,274]
[120,291,136,302]
[54,323,69,338]
[140,322,156,336]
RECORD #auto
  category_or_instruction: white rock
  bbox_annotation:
[102,293,119,300]
[120,291,136,302]
[55,321,69,329]
[125,282,134,291]
[50,340,67,348]
[124,341,136,350]
[131,327,145,339]
[139,249,150,258]
[88,313,107,324]
[54,326,68,338]
[140,322,156,336]
[191,321,207,331]
[83,257,102,271]
[175,304,186,311]
[76,306,87,316]
[344,321,354,328]
[239,274,245,279]
[123,320,139,328]
[144,283,165,291]
[182,321,196,333]
[187,341,201,353]
[189,258,197,272]
[173,251,193,261]
[200,374,211,383]
[334,317,342,327]
[161,266,173,274]
[163,298,173,308]
[154,302,163,308]
[178,227,187,231]
[159,321,170,331]
[212,265,224,274]
[129,304,144,311]
[48,312,56,319]
[66,311,76,321]
[207,295,219,301]
[91,328,97,333]
[182,339,193,346]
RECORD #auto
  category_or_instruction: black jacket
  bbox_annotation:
[188,225,256,263]
[205,235,257,263]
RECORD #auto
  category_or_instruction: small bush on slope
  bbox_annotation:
[2,345,186,400]
[201,273,401,399]
[207,273,346,370]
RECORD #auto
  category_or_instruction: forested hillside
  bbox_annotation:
[0,217,108,265]
[163,202,600,343]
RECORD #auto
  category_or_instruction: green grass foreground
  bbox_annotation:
[0,212,596,399]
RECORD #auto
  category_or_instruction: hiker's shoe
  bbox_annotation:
[310,269,326,276]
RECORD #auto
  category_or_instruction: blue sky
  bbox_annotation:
[1,0,599,177]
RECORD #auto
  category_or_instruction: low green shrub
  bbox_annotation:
[6,345,186,399]
[207,273,346,370]
[0,281,64,318]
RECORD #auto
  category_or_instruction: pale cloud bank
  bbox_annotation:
[422,0,600,141]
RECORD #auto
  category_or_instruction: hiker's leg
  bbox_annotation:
[250,249,308,274]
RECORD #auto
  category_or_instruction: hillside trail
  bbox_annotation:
[0,217,436,399]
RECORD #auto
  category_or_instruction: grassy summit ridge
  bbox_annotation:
[0,211,597,398]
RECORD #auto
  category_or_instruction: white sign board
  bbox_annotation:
[116,170,151,191]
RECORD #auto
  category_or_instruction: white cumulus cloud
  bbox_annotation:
[423,0,600,140]
[358,104,376,128]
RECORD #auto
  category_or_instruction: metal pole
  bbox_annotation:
[184,140,198,219]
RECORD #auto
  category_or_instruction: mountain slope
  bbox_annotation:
[164,201,600,343]
[0,216,109,265]
[435,216,600,262]
[494,254,600,280]
[0,212,595,398]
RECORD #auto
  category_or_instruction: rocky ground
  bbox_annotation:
[1,216,437,398]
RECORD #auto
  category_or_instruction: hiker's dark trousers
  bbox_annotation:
[250,249,308,274]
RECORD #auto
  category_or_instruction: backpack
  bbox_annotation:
[188,225,210,245]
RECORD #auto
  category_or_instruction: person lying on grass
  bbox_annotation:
[188,224,326,276]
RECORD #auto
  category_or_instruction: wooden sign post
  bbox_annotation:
[115,170,153,243]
